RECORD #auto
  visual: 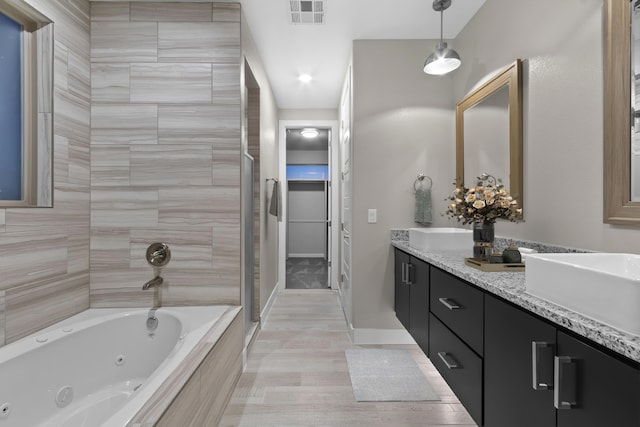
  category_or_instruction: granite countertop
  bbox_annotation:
[391,230,640,364]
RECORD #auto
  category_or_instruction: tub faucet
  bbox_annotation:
[142,275,163,290]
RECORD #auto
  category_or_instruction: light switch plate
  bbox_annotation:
[368,209,377,223]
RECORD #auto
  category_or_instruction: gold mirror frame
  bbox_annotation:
[603,0,636,225]
[456,59,523,210]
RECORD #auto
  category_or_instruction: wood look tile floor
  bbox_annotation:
[219,290,477,427]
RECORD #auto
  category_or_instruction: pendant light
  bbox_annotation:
[423,0,461,75]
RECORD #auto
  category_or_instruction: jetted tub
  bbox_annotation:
[0,305,238,427]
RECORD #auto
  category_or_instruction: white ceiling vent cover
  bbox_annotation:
[290,1,325,25]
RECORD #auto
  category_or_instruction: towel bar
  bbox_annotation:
[413,174,432,192]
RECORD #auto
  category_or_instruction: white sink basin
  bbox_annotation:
[525,253,640,336]
[408,227,472,253]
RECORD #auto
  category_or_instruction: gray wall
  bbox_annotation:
[287,150,329,165]
[279,109,338,121]
[350,39,455,331]
[453,0,620,252]
[0,0,90,346]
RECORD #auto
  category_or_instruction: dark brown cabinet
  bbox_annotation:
[556,331,640,427]
[394,249,429,355]
[484,294,640,427]
[485,294,556,427]
[393,249,640,427]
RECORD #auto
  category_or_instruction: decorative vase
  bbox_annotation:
[472,221,495,261]
[502,241,522,264]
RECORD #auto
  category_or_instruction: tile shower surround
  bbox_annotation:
[0,1,244,348]
[89,2,242,308]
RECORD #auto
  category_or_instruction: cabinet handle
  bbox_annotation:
[554,356,577,410]
[406,263,413,285]
[531,341,554,390]
[438,297,460,310]
[401,262,406,284]
[437,352,460,369]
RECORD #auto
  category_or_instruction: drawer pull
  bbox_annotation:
[437,352,460,369]
[532,341,554,391]
[438,297,460,310]
[554,356,577,410]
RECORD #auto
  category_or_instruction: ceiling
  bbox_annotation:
[235,0,486,110]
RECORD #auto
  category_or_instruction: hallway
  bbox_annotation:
[219,290,476,426]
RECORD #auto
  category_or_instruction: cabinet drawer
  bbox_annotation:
[430,267,484,355]
[429,313,482,426]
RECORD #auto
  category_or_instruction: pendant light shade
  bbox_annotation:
[424,0,461,75]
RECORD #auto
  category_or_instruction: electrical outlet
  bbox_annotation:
[368,209,377,224]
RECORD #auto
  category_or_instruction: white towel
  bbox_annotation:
[268,180,282,221]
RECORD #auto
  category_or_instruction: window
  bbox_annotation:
[286,165,329,181]
[0,2,52,207]
[0,12,23,201]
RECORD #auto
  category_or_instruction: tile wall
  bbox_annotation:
[0,0,91,345]
[89,2,242,307]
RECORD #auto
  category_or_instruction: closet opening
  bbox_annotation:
[285,128,331,289]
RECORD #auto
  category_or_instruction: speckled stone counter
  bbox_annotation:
[391,229,640,364]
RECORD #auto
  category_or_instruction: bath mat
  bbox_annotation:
[344,348,439,402]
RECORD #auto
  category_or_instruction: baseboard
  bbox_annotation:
[351,327,417,345]
[288,253,325,258]
[260,281,281,325]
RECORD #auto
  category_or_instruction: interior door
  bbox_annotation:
[326,129,332,287]
[339,69,352,324]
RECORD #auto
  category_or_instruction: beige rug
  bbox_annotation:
[345,348,439,402]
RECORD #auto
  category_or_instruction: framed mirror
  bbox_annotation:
[603,0,639,224]
[456,59,523,211]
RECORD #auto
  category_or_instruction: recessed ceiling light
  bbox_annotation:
[301,128,319,138]
[298,74,312,83]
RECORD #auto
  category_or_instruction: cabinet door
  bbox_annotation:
[484,295,556,427]
[556,331,640,427]
[409,257,429,355]
[394,249,411,330]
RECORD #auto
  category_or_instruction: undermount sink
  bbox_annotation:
[408,227,472,253]
[525,253,640,336]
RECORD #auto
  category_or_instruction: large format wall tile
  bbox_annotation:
[130,2,213,22]
[0,0,91,349]
[91,22,157,63]
[90,2,242,308]
[158,22,240,64]
[130,63,213,104]
[158,104,239,145]
[92,104,158,145]
[130,145,213,186]
[4,273,89,343]
[91,63,130,102]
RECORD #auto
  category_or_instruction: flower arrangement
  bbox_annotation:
[445,174,523,224]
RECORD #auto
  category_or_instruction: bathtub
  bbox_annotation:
[0,305,241,427]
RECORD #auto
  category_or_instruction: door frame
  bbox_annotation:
[278,119,339,291]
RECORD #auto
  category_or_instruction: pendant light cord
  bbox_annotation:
[440,6,444,44]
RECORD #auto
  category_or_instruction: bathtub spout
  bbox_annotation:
[142,275,163,290]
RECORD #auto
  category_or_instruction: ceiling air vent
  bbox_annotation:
[290,0,325,25]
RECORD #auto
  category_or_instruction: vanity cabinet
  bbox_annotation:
[485,294,640,427]
[555,331,640,427]
[429,267,483,425]
[393,249,640,427]
[394,249,429,355]
[485,294,556,427]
